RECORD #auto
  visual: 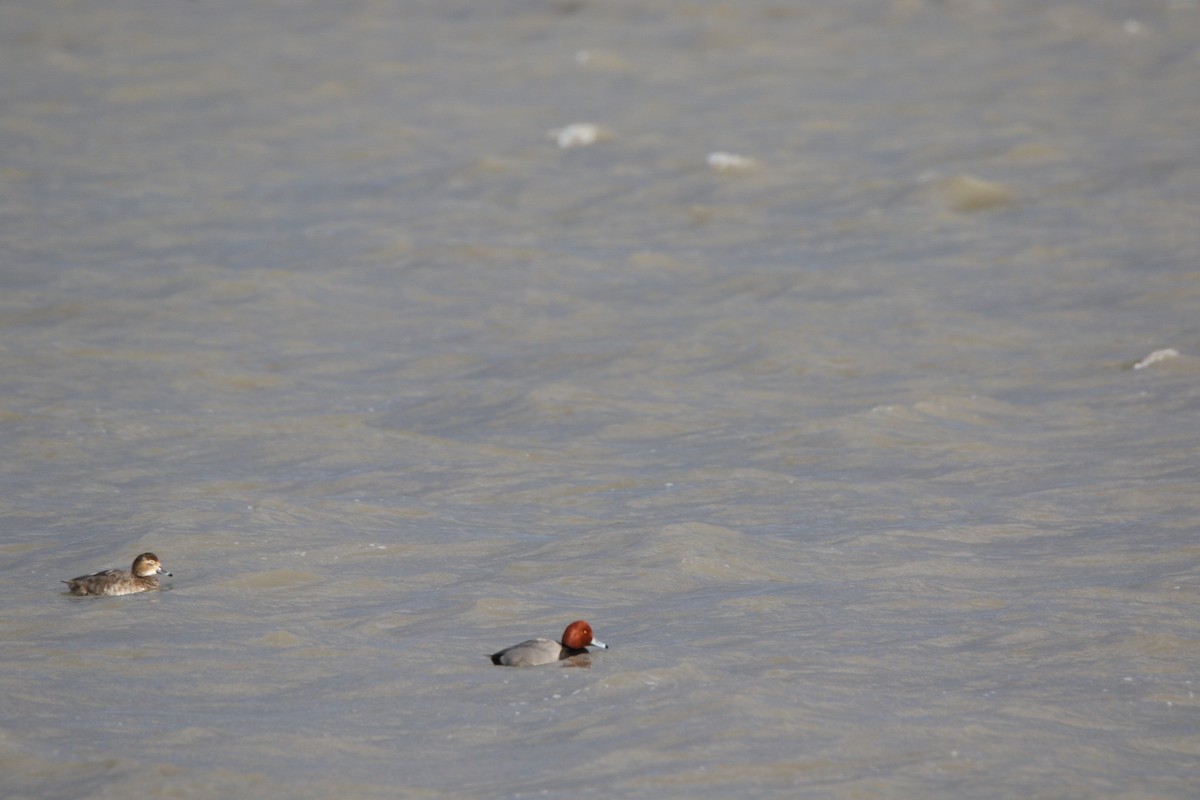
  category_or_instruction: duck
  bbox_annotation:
[62,552,172,596]
[490,620,608,666]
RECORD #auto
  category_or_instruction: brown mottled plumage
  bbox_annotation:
[63,552,172,596]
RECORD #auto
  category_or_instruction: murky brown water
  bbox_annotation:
[3,1,1199,797]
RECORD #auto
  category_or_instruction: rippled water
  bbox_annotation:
[3,1,1199,797]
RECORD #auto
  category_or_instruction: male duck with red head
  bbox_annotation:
[490,620,608,666]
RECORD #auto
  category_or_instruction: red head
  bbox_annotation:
[561,620,602,650]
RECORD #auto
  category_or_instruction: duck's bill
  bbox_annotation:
[158,568,173,576]
[590,639,608,649]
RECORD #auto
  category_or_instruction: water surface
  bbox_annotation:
[2,1,1199,797]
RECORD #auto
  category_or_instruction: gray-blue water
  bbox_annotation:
[3,1,1199,797]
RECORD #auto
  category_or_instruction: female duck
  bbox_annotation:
[490,620,608,666]
[63,552,172,596]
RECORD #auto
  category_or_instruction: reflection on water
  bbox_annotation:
[2,0,1199,797]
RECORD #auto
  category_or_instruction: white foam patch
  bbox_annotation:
[1133,348,1180,370]
[706,151,757,171]
[549,123,601,149]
